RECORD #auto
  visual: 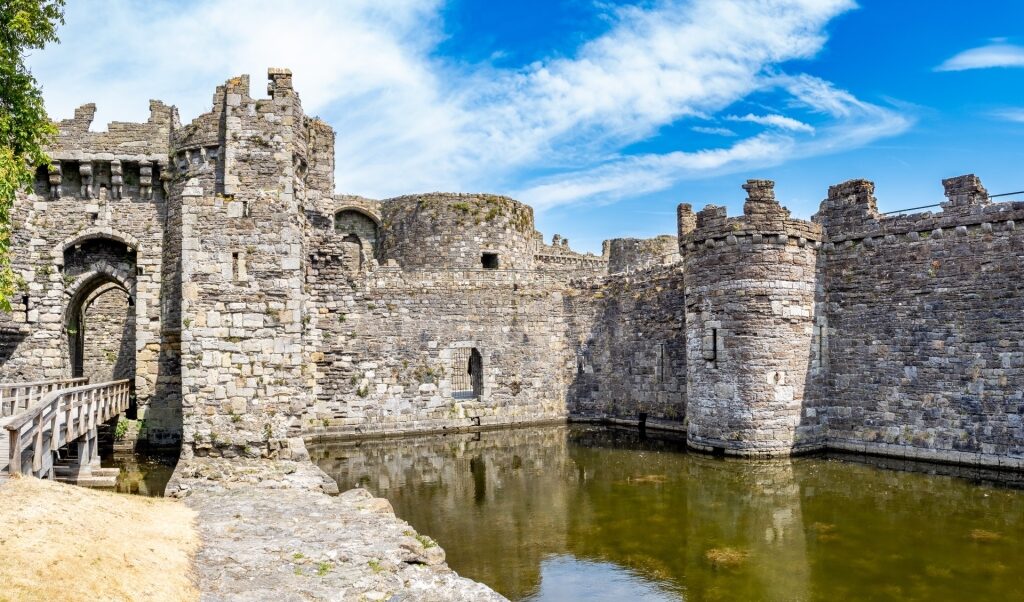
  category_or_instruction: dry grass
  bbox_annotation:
[704,546,748,569]
[0,476,198,602]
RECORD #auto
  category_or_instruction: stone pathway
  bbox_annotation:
[168,455,506,602]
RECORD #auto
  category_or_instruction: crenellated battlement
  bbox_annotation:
[678,180,823,256]
[814,174,1022,246]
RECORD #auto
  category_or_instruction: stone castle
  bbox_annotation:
[2,69,1022,468]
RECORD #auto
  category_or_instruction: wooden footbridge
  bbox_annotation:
[1,378,130,485]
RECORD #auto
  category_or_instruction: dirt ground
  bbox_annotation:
[0,476,198,601]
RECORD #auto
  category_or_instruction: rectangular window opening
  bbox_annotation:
[242,200,250,217]
[232,252,240,281]
[814,322,827,372]
[481,252,499,270]
[702,325,719,366]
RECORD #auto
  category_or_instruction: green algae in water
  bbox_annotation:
[310,425,1024,601]
[100,448,178,497]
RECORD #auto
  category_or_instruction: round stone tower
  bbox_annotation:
[680,180,823,456]
[378,193,537,270]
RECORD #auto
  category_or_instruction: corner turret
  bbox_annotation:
[681,180,824,457]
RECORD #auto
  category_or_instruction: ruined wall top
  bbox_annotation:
[941,174,990,211]
[47,100,175,163]
[814,174,1022,243]
[605,235,679,274]
[534,233,607,273]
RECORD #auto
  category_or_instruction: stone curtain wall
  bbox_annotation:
[567,265,688,424]
[814,176,1024,467]
[680,181,825,456]
[534,233,609,275]
[306,260,576,436]
[80,286,135,383]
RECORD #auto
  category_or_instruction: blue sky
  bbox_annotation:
[27,0,1024,253]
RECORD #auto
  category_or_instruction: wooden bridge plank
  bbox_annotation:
[3,380,128,479]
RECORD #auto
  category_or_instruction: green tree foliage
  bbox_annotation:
[0,1,64,311]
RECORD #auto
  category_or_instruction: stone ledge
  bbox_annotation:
[828,439,1024,471]
[168,450,506,601]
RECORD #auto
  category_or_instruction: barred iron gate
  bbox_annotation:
[452,347,483,399]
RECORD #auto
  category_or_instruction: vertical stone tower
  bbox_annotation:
[169,69,328,458]
[680,180,823,456]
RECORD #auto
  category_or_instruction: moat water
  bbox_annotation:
[310,424,1024,602]
[100,447,177,497]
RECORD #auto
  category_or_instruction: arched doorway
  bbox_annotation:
[62,237,137,388]
[76,282,134,382]
[65,274,134,382]
[335,208,380,262]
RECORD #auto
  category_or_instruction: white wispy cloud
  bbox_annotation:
[516,74,912,209]
[27,0,904,211]
[991,108,1024,123]
[692,126,738,136]
[726,113,815,133]
[936,42,1024,71]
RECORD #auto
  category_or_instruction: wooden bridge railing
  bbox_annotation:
[5,380,130,477]
[0,377,89,418]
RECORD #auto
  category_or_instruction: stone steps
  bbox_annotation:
[53,457,120,487]
[55,474,118,487]
[52,464,120,478]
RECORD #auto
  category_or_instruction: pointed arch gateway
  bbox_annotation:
[60,237,138,406]
[64,269,135,382]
